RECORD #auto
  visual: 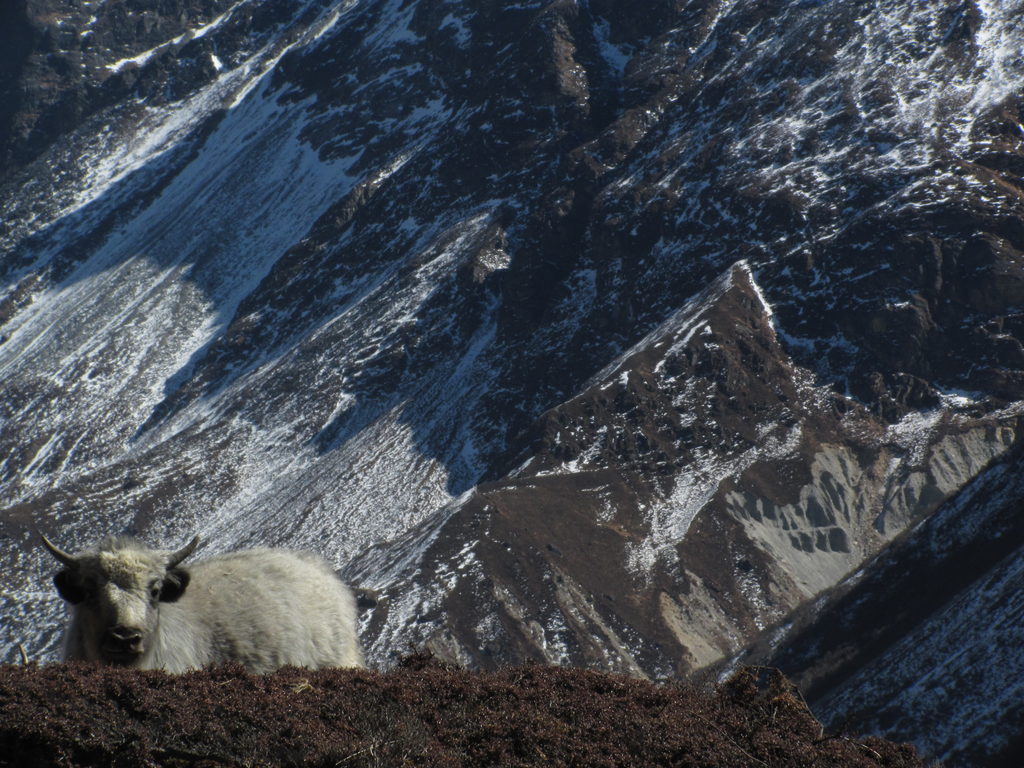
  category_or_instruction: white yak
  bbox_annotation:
[41,534,364,673]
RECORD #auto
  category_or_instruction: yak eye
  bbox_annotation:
[80,579,98,601]
[149,583,161,600]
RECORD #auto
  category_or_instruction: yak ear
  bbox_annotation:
[54,570,86,605]
[159,567,190,603]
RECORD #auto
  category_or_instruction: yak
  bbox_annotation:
[41,533,364,673]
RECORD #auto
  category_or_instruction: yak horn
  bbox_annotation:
[40,534,78,567]
[166,535,200,569]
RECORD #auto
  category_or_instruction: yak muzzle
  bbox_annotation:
[101,626,144,664]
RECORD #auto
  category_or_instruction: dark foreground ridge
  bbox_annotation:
[0,656,922,768]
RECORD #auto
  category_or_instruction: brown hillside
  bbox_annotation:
[0,657,923,768]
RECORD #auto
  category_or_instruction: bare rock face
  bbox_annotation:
[1,1,1023,765]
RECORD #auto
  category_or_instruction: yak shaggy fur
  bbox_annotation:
[54,536,364,673]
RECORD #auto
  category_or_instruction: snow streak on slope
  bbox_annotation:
[968,0,1024,120]
[819,548,1024,765]
[106,0,259,74]
[157,210,503,564]
[0,1,348,254]
[1,68,355,503]
[703,0,1024,229]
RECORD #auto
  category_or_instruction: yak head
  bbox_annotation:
[41,534,199,666]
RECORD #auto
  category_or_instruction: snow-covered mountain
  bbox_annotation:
[2,1,1022,764]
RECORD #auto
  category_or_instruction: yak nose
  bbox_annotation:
[104,626,143,654]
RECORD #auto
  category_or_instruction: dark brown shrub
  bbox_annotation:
[0,660,925,767]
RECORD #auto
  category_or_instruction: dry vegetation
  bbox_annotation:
[0,655,924,768]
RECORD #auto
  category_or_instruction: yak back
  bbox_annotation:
[147,548,363,673]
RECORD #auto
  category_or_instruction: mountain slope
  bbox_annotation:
[740,435,1024,767]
